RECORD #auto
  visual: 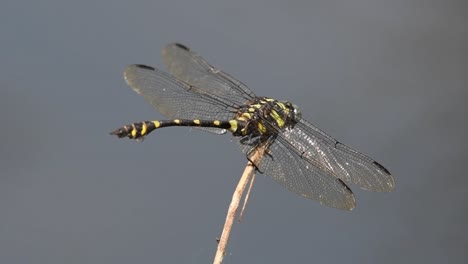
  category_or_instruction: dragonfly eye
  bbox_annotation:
[292,104,302,121]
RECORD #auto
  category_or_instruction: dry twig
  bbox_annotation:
[239,173,255,222]
[213,146,266,264]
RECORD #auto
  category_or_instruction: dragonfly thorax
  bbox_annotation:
[230,97,301,139]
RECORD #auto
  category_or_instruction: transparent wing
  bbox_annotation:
[239,138,356,210]
[124,64,237,133]
[161,43,256,107]
[281,119,395,192]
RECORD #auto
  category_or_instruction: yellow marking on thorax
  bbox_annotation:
[213,120,221,126]
[241,127,248,136]
[257,122,267,134]
[270,110,285,127]
[250,104,262,109]
[174,119,181,124]
[152,121,161,128]
[229,120,238,132]
[276,102,286,109]
[238,116,248,122]
[248,108,256,113]
[193,119,201,125]
[265,98,275,102]
[241,112,252,119]
[140,122,147,135]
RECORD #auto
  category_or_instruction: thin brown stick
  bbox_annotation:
[213,147,265,264]
[238,173,255,222]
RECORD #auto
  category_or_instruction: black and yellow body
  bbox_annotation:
[111,97,301,142]
[110,43,395,210]
[111,119,234,139]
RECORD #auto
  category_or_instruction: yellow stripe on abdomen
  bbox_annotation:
[131,125,138,138]
[229,120,238,133]
[140,122,147,135]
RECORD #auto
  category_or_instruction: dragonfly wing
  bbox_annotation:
[124,64,236,131]
[162,43,256,107]
[239,138,356,210]
[280,119,395,192]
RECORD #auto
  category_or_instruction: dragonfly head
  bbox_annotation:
[292,104,302,122]
[280,101,302,124]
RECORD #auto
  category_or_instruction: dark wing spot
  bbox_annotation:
[174,43,190,51]
[337,178,353,194]
[135,64,155,71]
[373,161,391,175]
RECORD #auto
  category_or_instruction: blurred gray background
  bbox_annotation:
[1,0,467,263]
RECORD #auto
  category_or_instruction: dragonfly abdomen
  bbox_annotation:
[110,119,243,139]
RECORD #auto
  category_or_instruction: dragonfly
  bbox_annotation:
[111,43,395,210]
